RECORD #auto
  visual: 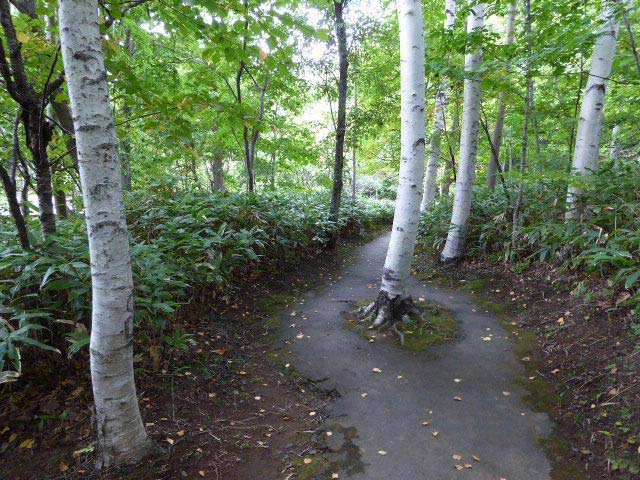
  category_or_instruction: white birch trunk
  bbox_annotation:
[421,0,457,211]
[441,1,484,262]
[487,2,517,190]
[609,124,621,162]
[565,0,621,220]
[380,0,426,299]
[59,0,153,467]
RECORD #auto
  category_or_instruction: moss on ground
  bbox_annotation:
[290,452,331,480]
[345,301,458,351]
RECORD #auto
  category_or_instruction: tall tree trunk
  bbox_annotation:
[48,14,80,176]
[20,179,29,217]
[441,2,485,263]
[609,124,621,163]
[351,142,357,199]
[421,0,456,211]
[0,0,59,236]
[352,83,358,200]
[511,0,533,257]
[120,118,133,191]
[0,164,30,248]
[33,149,56,235]
[247,73,270,192]
[440,89,461,196]
[236,1,254,193]
[212,153,225,192]
[621,5,640,77]
[487,3,517,190]
[54,188,67,218]
[360,0,425,329]
[12,108,31,218]
[568,56,586,164]
[59,0,153,467]
[565,0,621,220]
[329,0,349,241]
[119,29,136,192]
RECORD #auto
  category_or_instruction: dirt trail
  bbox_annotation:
[280,233,553,479]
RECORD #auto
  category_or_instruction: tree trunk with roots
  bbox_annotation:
[359,0,425,329]
[59,0,154,467]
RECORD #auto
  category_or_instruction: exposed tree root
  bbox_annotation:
[355,290,424,333]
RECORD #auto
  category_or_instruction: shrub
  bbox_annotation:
[417,162,640,312]
[0,189,393,381]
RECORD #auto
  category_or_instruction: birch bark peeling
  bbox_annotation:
[441,1,484,263]
[361,0,426,328]
[59,0,154,467]
[421,0,457,211]
[565,0,621,220]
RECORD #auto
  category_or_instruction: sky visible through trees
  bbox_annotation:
[1,0,639,478]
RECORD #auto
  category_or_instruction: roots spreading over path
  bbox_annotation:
[356,291,427,345]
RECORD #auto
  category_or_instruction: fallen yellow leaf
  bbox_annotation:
[59,461,69,472]
[378,450,387,455]
[453,454,462,461]
[303,458,312,464]
[372,368,382,373]
[19,439,34,449]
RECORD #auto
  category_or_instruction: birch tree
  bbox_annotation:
[487,2,517,190]
[609,124,621,162]
[565,0,622,220]
[421,0,456,211]
[59,0,154,467]
[359,0,425,328]
[441,1,485,263]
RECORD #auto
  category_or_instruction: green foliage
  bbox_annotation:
[0,188,393,378]
[418,162,640,313]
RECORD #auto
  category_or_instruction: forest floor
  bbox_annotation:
[2,231,636,479]
[0,230,380,480]
[414,248,640,480]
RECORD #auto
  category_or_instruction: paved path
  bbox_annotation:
[280,233,553,479]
